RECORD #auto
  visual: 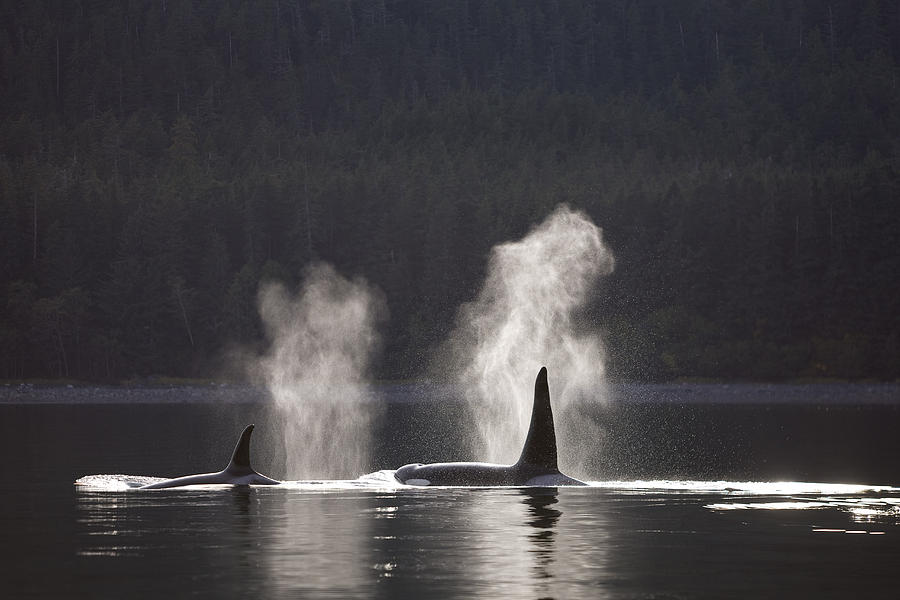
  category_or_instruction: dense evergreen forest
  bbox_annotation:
[1,0,899,382]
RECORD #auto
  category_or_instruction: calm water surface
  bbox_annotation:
[2,385,899,598]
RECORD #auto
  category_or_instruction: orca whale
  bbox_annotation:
[140,424,281,489]
[137,367,583,489]
[393,367,586,486]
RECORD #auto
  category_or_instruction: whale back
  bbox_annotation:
[515,367,558,472]
[140,424,280,489]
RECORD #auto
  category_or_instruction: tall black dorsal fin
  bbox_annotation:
[225,424,255,474]
[516,367,559,471]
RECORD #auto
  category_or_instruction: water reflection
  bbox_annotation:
[521,488,561,581]
[705,495,900,524]
[228,486,259,572]
[230,485,252,515]
[360,488,566,598]
[70,482,900,598]
[260,490,375,596]
[76,491,148,557]
[75,487,275,596]
[75,491,184,561]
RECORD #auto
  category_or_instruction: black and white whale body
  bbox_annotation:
[136,367,582,489]
[140,424,280,489]
[393,367,586,487]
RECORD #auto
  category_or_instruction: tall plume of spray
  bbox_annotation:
[441,205,615,477]
[257,263,385,479]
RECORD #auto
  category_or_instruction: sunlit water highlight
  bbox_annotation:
[76,475,900,525]
[71,474,900,597]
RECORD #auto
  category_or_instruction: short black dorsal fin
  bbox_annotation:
[516,367,559,471]
[225,424,256,475]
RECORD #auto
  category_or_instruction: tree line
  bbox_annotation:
[1,0,898,381]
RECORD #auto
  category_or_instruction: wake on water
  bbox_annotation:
[74,474,900,524]
[74,474,899,494]
[74,470,402,492]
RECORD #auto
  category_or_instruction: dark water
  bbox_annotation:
[2,385,899,598]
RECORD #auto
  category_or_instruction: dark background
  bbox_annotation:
[1,0,898,382]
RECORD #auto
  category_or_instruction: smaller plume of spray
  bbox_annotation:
[257,263,385,479]
[440,205,615,477]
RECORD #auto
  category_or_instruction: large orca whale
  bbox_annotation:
[393,367,586,486]
[138,367,583,489]
[140,424,280,489]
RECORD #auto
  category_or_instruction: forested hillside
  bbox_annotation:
[1,0,898,381]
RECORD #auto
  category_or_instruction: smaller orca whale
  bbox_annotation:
[393,367,586,486]
[140,424,280,489]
